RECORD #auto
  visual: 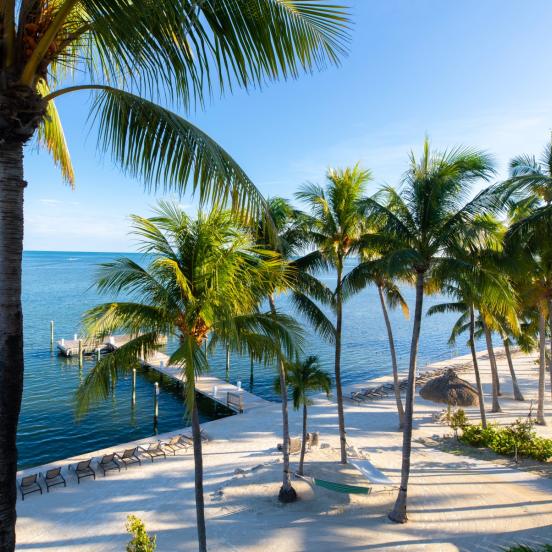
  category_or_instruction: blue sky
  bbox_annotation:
[24,0,552,252]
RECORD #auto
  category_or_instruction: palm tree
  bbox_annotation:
[365,140,496,523]
[502,139,552,407]
[275,355,331,475]
[427,215,520,425]
[76,203,302,552]
[296,165,373,464]
[257,197,334,502]
[0,3,349,547]
[342,257,409,428]
[505,220,552,425]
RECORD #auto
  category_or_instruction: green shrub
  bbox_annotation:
[459,418,552,462]
[126,515,156,552]
[449,408,469,439]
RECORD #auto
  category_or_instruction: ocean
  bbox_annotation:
[18,251,471,469]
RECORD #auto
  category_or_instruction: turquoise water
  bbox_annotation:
[18,251,472,469]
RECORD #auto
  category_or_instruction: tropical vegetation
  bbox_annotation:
[274,355,331,475]
[0,2,350,549]
[296,165,373,463]
[76,203,303,552]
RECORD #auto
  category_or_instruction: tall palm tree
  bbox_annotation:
[502,139,552,407]
[275,355,331,475]
[365,140,496,523]
[257,197,334,502]
[76,203,302,552]
[342,257,409,428]
[0,3,349,548]
[296,165,373,464]
[505,218,552,424]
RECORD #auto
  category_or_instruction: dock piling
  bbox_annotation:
[225,347,230,382]
[154,382,159,425]
[78,339,83,364]
[50,321,54,345]
[132,368,136,405]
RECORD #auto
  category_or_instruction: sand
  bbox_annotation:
[15,347,552,551]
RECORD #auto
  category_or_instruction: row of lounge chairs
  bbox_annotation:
[349,363,472,404]
[18,430,209,500]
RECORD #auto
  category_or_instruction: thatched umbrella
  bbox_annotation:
[419,368,479,407]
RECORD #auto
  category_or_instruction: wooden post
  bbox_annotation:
[132,368,136,405]
[50,320,54,345]
[78,339,83,365]
[96,348,101,361]
[225,346,230,382]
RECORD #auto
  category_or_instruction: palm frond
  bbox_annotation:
[290,291,335,344]
[36,79,75,185]
[75,332,161,417]
[92,87,267,219]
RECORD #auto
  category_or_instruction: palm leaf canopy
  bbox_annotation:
[296,164,373,263]
[274,355,331,409]
[362,139,498,278]
[76,201,303,415]
[4,1,350,214]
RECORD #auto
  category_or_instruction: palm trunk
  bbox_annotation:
[0,142,25,552]
[298,403,308,476]
[482,320,501,413]
[191,398,207,552]
[548,300,552,403]
[537,306,547,425]
[389,270,424,524]
[335,259,347,464]
[469,307,487,428]
[269,295,296,502]
[377,284,404,429]
[502,337,524,401]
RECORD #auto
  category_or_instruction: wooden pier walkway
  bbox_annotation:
[57,335,271,413]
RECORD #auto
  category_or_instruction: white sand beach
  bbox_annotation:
[15,348,552,551]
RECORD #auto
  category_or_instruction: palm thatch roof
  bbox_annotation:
[419,368,479,406]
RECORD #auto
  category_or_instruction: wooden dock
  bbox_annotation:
[57,335,271,413]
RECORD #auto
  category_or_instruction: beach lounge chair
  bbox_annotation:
[141,442,166,462]
[19,474,42,500]
[181,428,209,444]
[71,459,95,483]
[164,435,190,455]
[349,459,396,491]
[349,391,364,403]
[41,467,66,492]
[117,447,141,468]
[97,453,122,476]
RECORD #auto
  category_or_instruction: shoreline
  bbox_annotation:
[15,345,552,551]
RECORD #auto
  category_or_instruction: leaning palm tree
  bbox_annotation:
[275,355,331,475]
[76,203,303,552]
[0,3,349,547]
[342,255,410,428]
[257,197,334,502]
[296,165,373,464]
[365,140,497,523]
